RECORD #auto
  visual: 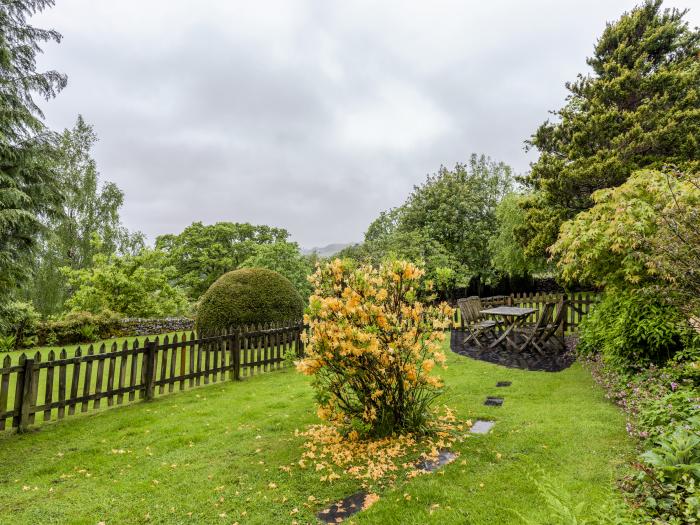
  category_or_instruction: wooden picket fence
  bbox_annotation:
[453,291,598,333]
[0,321,304,433]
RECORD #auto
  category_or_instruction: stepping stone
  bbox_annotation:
[415,449,458,472]
[317,491,379,523]
[496,381,511,387]
[484,396,503,406]
[470,420,495,434]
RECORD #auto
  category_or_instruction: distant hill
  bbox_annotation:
[301,243,354,257]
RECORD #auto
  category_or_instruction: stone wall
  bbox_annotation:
[118,317,195,336]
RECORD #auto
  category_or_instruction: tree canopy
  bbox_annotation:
[343,154,513,292]
[239,241,313,299]
[28,116,143,315]
[156,222,290,300]
[62,247,189,318]
[550,169,700,290]
[520,0,700,258]
[0,0,66,307]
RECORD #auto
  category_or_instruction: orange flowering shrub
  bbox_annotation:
[297,259,454,437]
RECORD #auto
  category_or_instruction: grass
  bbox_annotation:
[0,340,634,524]
[2,332,182,362]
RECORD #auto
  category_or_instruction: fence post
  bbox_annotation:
[296,322,305,358]
[232,329,241,381]
[560,293,568,337]
[18,358,36,432]
[144,342,156,401]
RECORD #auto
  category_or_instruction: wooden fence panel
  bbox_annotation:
[169,334,177,393]
[43,350,55,422]
[0,355,12,430]
[0,322,305,432]
[158,335,168,395]
[107,342,117,407]
[94,344,106,410]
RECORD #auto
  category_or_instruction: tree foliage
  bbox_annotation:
[647,171,700,317]
[344,154,513,292]
[156,222,290,300]
[62,248,189,318]
[297,259,453,437]
[489,193,547,277]
[521,0,700,257]
[239,241,313,299]
[0,0,66,306]
[29,116,143,315]
[551,169,700,291]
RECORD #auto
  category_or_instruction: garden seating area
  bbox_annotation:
[455,294,572,366]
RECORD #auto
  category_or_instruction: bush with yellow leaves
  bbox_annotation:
[297,259,454,438]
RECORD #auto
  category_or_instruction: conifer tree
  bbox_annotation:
[520,0,700,257]
[0,1,66,304]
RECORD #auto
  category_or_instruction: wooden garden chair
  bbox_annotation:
[517,300,568,353]
[482,295,510,307]
[457,297,498,349]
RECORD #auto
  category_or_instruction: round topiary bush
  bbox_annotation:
[196,268,304,334]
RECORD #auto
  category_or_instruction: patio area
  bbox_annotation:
[450,328,576,372]
[449,292,589,372]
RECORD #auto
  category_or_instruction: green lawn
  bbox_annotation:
[0,341,633,524]
[2,332,182,363]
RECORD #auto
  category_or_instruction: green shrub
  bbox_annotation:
[578,291,689,371]
[631,418,700,523]
[0,335,16,353]
[37,310,121,346]
[0,301,40,349]
[638,389,700,441]
[195,268,304,335]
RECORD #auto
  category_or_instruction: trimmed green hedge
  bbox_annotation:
[196,268,304,334]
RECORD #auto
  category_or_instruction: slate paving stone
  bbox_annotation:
[484,396,503,406]
[317,491,378,523]
[415,450,458,472]
[450,329,576,372]
[470,420,495,434]
[496,381,512,387]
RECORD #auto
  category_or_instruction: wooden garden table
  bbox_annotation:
[480,306,537,351]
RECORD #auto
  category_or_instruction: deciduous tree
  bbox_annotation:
[29,116,143,315]
[156,222,290,299]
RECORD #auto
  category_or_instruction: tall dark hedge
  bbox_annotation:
[195,268,304,334]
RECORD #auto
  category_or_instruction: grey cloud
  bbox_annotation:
[33,0,699,247]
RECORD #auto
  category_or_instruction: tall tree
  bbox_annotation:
[521,0,700,257]
[156,222,290,299]
[239,241,313,299]
[0,0,66,307]
[489,193,547,278]
[346,154,513,291]
[29,116,144,315]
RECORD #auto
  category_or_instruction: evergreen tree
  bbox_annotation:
[521,0,700,257]
[0,0,66,306]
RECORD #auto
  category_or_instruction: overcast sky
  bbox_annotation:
[33,1,699,248]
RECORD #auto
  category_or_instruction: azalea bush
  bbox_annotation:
[297,259,454,438]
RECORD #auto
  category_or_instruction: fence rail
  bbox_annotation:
[452,291,598,333]
[0,321,304,432]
